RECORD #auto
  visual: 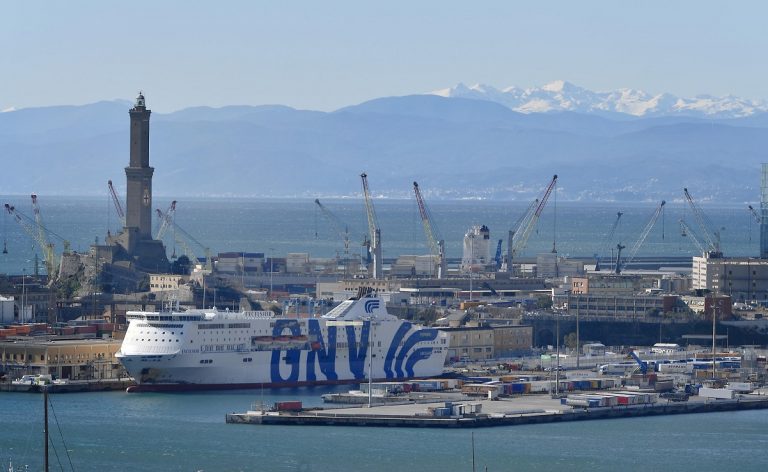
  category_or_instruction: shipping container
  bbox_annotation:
[274,401,303,411]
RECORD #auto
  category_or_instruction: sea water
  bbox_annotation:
[1,389,767,471]
[0,196,760,275]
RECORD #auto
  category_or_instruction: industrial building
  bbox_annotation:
[692,256,768,303]
[1,336,124,380]
[439,323,533,362]
[554,292,681,319]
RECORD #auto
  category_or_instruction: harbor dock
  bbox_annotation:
[226,393,768,428]
[1,378,135,393]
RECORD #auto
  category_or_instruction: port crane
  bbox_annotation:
[360,173,382,279]
[4,195,70,282]
[413,182,446,279]
[748,205,761,224]
[154,200,177,241]
[502,198,538,271]
[628,349,649,376]
[621,200,665,271]
[155,204,211,272]
[507,175,558,269]
[614,243,626,274]
[595,211,623,271]
[678,218,707,256]
[314,198,351,275]
[683,188,722,258]
[493,239,503,271]
[107,180,126,227]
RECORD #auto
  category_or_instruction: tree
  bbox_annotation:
[172,255,191,275]
[414,307,440,325]
[563,332,578,349]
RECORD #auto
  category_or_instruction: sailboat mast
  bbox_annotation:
[44,386,49,472]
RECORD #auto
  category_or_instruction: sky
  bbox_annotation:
[1,1,767,113]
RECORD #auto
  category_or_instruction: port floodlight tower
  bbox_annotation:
[361,173,382,279]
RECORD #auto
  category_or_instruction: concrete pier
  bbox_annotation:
[226,394,768,428]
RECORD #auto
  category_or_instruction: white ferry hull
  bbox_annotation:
[117,297,448,392]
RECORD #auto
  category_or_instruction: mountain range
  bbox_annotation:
[431,81,768,119]
[1,82,767,203]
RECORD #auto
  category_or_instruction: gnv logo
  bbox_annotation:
[364,299,380,314]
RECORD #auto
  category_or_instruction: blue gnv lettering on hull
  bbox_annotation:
[269,319,434,384]
[346,323,370,379]
[270,320,301,383]
[305,320,338,381]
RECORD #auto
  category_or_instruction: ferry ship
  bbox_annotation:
[117,292,449,391]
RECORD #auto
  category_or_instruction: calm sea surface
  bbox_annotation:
[1,389,767,471]
[0,196,761,275]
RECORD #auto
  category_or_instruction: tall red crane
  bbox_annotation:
[108,180,126,224]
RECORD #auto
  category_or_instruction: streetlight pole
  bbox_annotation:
[712,297,717,380]
[468,234,474,301]
[21,268,26,323]
[555,310,560,396]
[575,295,580,369]
[367,318,377,408]
[269,248,274,299]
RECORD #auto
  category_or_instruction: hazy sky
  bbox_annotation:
[2,1,766,112]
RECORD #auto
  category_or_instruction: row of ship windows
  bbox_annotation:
[135,339,180,343]
[137,331,183,336]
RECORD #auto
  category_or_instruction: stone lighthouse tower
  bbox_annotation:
[103,92,169,273]
[126,92,154,238]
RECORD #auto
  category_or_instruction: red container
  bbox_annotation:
[13,325,31,335]
[275,401,303,412]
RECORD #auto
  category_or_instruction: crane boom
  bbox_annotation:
[595,211,623,271]
[509,175,557,261]
[314,199,350,261]
[413,182,445,278]
[504,198,538,271]
[360,172,382,278]
[155,200,177,240]
[4,202,60,280]
[748,205,761,224]
[683,188,720,255]
[156,203,211,271]
[623,200,665,269]
[679,218,706,255]
[107,180,126,220]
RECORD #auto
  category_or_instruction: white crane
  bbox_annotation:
[413,182,446,279]
[360,173,382,279]
[622,200,665,270]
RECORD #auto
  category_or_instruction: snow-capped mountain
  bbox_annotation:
[430,80,768,118]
